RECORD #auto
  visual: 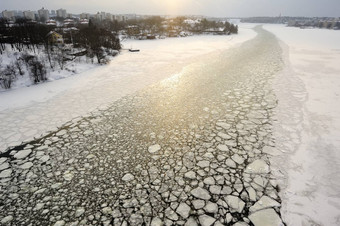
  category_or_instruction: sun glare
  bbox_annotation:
[162,0,190,14]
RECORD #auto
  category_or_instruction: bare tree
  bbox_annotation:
[0,64,16,89]
[13,53,24,75]
[28,59,47,84]
[54,47,68,70]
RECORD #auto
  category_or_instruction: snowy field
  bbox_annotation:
[264,24,340,226]
[0,26,256,151]
[0,48,99,91]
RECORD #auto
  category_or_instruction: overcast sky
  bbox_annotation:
[1,0,339,17]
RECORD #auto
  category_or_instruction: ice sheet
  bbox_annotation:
[264,24,340,226]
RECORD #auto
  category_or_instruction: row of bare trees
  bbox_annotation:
[0,53,47,89]
[0,18,121,89]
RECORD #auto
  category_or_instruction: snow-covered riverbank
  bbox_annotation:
[264,24,340,226]
[0,26,257,151]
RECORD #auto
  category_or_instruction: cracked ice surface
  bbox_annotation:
[0,26,285,225]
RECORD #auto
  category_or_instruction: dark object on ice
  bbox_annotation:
[129,49,140,52]
[69,50,87,57]
[147,35,156,40]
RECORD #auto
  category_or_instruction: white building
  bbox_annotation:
[38,7,49,21]
[124,14,137,21]
[95,12,102,21]
[115,15,125,22]
[95,12,111,21]
[23,10,35,20]
[100,12,106,20]
[80,13,90,19]
[56,9,67,18]
[2,10,15,20]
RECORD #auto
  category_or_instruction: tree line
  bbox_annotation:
[123,16,238,38]
[0,18,121,58]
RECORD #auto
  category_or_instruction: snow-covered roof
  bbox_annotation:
[46,31,62,37]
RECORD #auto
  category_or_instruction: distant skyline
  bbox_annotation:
[1,0,340,17]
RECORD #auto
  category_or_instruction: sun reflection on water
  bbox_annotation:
[160,72,182,87]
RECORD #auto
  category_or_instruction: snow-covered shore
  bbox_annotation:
[0,26,256,151]
[264,24,340,226]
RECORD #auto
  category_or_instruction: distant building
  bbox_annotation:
[23,11,35,20]
[115,15,125,22]
[57,8,67,18]
[46,19,57,26]
[94,12,113,21]
[2,10,15,21]
[64,18,75,27]
[51,10,56,17]
[80,13,90,19]
[106,13,113,21]
[38,7,49,21]
[95,12,102,21]
[100,12,106,20]
[124,14,137,21]
[79,19,89,26]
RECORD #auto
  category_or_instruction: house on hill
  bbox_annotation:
[46,31,64,45]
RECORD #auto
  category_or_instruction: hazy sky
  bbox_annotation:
[1,0,339,17]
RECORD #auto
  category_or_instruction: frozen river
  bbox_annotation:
[0,26,285,225]
[1,24,340,226]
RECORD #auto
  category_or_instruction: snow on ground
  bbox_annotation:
[0,26,256,151]
[264,24,340,226]
[0,46,99,91]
